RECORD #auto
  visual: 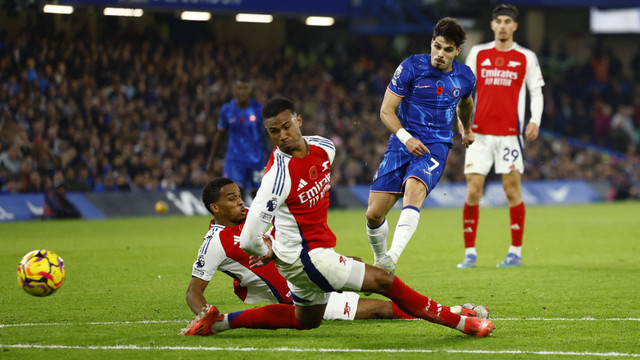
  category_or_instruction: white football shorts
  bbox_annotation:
[323,291,361,320]
[464,134,524,175]
[274,248,366,306]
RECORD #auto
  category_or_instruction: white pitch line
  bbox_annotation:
[0,344,638,357]
[0,320,184,328]
[1,317,639,328]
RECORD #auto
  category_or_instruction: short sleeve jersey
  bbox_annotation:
[218,98,265,164]
[191,218,291,304]
[387,54,476,146]
[465,41,545,136]
[247,136,336,264]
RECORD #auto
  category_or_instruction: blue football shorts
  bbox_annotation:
[223,159,265,189]
[370,142,450,194]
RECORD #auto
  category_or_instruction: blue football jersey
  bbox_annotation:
[218,98,265,164]
[387,54,476,146]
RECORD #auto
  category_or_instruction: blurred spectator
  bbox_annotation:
[609,104,637,153]
[0,142,22,176]
[42,172,81,219]
[0,16,637,202]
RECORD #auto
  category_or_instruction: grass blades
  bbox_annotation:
[1,202,639,359]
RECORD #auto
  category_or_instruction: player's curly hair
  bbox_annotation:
[202,177,235,215]
[262,97,295,119]
[432,17,466,47]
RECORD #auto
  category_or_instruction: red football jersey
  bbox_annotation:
[245,136,336,264]
[191,217,292,304]
[466,41,545,136]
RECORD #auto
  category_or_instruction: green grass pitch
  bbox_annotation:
[1,202,639,359]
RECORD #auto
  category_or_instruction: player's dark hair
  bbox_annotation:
[202,177,235,215]
[262,97,295,119]
[492,4,518,21]
[432,17,466,47]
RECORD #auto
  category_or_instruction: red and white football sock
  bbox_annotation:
[226,304,306,330]
[463,202,479,251]
[509,202,525,248]
[383,276,464,330]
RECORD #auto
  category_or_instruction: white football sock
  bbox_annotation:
[367,218,388,263]
[509,245,522,257]
[212,314,231,333]
[465,247,477,256]
[387,207,420,263]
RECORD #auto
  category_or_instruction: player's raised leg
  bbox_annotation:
[360,263,494,337]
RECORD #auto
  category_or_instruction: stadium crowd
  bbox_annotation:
[0,25,638,200]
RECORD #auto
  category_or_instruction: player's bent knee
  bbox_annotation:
[365,208,385,226]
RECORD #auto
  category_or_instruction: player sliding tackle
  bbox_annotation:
[184,177,490,323]
[182,96,494,337]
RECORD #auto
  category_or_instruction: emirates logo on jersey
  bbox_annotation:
[309,166,318,180]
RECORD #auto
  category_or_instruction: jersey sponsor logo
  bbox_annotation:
[344,301,352,318]
[196,254,206,268]
[249,114,257,122]
[298,172,331,208]
[297,179,308,191]
[309,166,318,180]
[507,61,521,68]
[266,197,278,211]
[480,68,519,86]
[450,87,462,99]
[481,58,492,66]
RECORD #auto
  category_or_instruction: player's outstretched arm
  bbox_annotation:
[186,276,210,315]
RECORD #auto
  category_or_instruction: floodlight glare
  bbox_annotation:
[181,11,211,21]
[235,13,273,23]
[305,16,335,26]
[103,7,144,17]
[43,4,74,14]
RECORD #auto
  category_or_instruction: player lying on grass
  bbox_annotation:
[183,97,493,337]
[185,177,489,321]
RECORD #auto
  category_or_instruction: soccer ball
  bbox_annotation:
[155,200,169,214]
[17,249,66,297]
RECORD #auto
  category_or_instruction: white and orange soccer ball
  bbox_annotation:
[17,249,66,296]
